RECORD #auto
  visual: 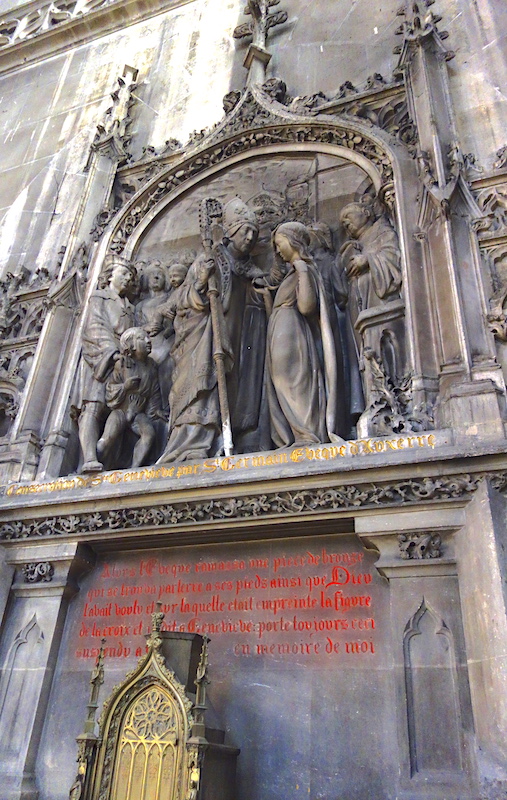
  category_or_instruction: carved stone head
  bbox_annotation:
[223,90,241,114]
[119,327,152,361]
[261,77,287,104]
[144,262,167,293]
[339,202,373,240]
[309,221,334,253]
[223,198,259,255]
[167,263,189,288]
[273,221,312,264]
[103,254,137,296]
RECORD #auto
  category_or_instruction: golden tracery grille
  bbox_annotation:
[109,685,183,800]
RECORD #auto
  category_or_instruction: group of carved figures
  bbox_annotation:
[77,195,402,472]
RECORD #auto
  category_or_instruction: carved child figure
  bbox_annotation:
[97,327,164,468]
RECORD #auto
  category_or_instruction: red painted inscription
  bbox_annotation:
[74,540,379,661]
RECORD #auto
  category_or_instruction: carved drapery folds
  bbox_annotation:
[69,74,427,474]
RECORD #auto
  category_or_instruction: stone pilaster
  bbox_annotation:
[357,507,475,799]
[0,542,94,800]
[455,480,507,791]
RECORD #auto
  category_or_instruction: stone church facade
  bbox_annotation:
[0,0,506,798]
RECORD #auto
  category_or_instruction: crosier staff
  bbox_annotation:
[199,198,234,457]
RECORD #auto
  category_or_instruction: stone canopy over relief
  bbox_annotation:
[74,144,422,475]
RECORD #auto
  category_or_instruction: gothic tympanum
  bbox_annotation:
[76,190,404,471]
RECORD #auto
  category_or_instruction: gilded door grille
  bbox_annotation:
[110,685,182,800]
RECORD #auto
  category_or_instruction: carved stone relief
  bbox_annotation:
[73,147,412,471]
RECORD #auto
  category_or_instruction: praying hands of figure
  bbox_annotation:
[346,252,369,278]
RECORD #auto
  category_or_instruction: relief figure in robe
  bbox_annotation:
[98,327,164,468]
[215,198,270,452]
[78,256,137,473]
[339,200,402,318]
[149,258,232,463]
[266,222,345,448]
[309,221,363,435]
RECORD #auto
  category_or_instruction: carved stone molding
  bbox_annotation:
[0,472,484,542]
[398,531,443,559]
[86,65,138,168]
[108,95,395,252]
[21,561,54,582]
[472,183,507,238]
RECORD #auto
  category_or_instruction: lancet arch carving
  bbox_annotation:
[82,627,194,800]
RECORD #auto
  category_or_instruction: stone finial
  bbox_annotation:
[393,0,454,59]
[233,0,288,86]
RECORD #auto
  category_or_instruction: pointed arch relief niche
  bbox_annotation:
[133,150,381,453]
[97,679,188,800]
[73,145,412,474]
[403,599,464,779]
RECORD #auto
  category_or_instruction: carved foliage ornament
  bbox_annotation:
[487,284,507,343]
[393,0,453,58]
[0,0,121,49]
[398,531,443,559]
[21,561,54,582]
[0,473,482,541]
[472,183,507,238]
[361,349,434,435]
[493,146,507,172]
[233,0,288,43]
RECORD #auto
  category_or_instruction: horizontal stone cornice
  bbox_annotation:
[1,437,507,546]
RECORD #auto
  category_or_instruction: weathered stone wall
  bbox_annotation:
[0,0,505,278]
[0,2,505,799]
